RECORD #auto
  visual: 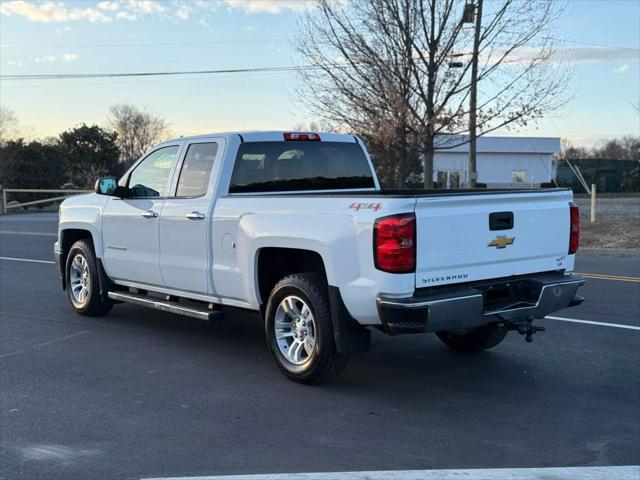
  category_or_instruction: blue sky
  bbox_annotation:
[0,0,638,146]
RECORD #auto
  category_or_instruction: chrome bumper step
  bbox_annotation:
[377,273,585,334]
[107,291,224,321]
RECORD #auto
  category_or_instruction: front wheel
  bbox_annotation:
[436,324,508,352]
[65,240,113,316]
[265,273,349,384]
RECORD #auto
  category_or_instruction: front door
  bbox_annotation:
[102,144,182,286]
[159,140,222,295]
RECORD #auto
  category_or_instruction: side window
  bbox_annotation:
[128,146,179,198]
[175,142,218,197]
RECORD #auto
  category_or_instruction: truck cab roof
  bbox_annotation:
[161,131,359,145]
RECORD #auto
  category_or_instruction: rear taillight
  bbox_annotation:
[569,202,579,254]
[374,214,416,273]
[283,132,321,141]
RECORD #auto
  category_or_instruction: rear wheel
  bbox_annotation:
[265,273,349,384]
[436,324,508,352]
[65,240,112,316]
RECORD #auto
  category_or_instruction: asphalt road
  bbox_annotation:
[0,213,638,480]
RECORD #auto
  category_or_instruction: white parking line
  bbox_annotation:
[545,316,640,331]
[142,465,639,480]
[0,331,89,358]
[0,256,55,265]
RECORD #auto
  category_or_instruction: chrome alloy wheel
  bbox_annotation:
[69,254,90,306]
[274,295,317,365]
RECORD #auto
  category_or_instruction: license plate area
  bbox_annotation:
[477,278,541,312]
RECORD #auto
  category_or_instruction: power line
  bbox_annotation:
[0,69,298,89]
[0,35,635,83]
[0,64,319,81]
[549,37,638,51]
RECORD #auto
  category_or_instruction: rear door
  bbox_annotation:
[159,139,224,295]
[414,190,574,288]
[102,144,182,286]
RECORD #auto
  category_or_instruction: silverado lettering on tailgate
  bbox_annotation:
[421,273,469,285]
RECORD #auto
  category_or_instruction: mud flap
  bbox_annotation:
[328,286,371,356]
[96,258,114,303]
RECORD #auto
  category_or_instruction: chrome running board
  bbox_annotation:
[108,291,223,321]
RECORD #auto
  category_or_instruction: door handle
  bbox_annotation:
[142,210,158,218]
[186,211,206,220]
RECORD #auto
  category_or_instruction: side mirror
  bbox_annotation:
[95,177,118,196]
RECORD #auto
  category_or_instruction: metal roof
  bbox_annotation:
[435,135,560,154]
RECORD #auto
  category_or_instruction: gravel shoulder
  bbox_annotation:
[574,194,640,250]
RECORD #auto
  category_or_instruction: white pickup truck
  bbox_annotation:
[55,131,584,384]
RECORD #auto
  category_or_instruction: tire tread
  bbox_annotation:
[66,239,112,317]
[267,273,349,384]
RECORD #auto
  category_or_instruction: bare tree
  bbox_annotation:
[592,136,640,162]
[296,0,570,187]
[108,104,169,168]
[0,106,19,145]
[560,138,589,160]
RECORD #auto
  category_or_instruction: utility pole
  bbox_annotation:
[468,0,483,188]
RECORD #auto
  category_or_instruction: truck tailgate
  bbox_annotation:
[414,190,574,288]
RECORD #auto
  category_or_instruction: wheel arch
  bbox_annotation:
[59,228,113,302]
[60,229,95,288]
[255,247,327,306]
[255,247,370,357]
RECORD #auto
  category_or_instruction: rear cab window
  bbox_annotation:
[229,141,375,193]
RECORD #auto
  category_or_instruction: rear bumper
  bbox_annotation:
[377,273,585,334]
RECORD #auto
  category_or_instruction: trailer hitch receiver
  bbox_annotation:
[508,318,545,343]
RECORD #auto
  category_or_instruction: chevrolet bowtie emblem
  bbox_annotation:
[488,235,515,249]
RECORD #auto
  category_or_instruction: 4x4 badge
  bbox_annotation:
[488,235,515,249]
[349,202,381,211]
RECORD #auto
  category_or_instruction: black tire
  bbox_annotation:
[265,273,349,385]
[436,324,508,352]
[65,240,113,316]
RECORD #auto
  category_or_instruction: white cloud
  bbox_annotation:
[564,47,639,65]
[223,0,314,14]
[0,0,312,25]
[30,52,79,63]
[97,1,119,11]
[482,46,640,67]
[60,53,79,62]
[0,1,112,23]
[124,0,166,15]
[614,64,629,74]
[175,6,190,20]
[0,0,189,23]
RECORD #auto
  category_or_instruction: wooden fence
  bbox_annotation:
[1,189,92,214]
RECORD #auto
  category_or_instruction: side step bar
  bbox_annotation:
[107,291,223,321]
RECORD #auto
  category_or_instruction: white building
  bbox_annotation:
[433,136,560,188]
